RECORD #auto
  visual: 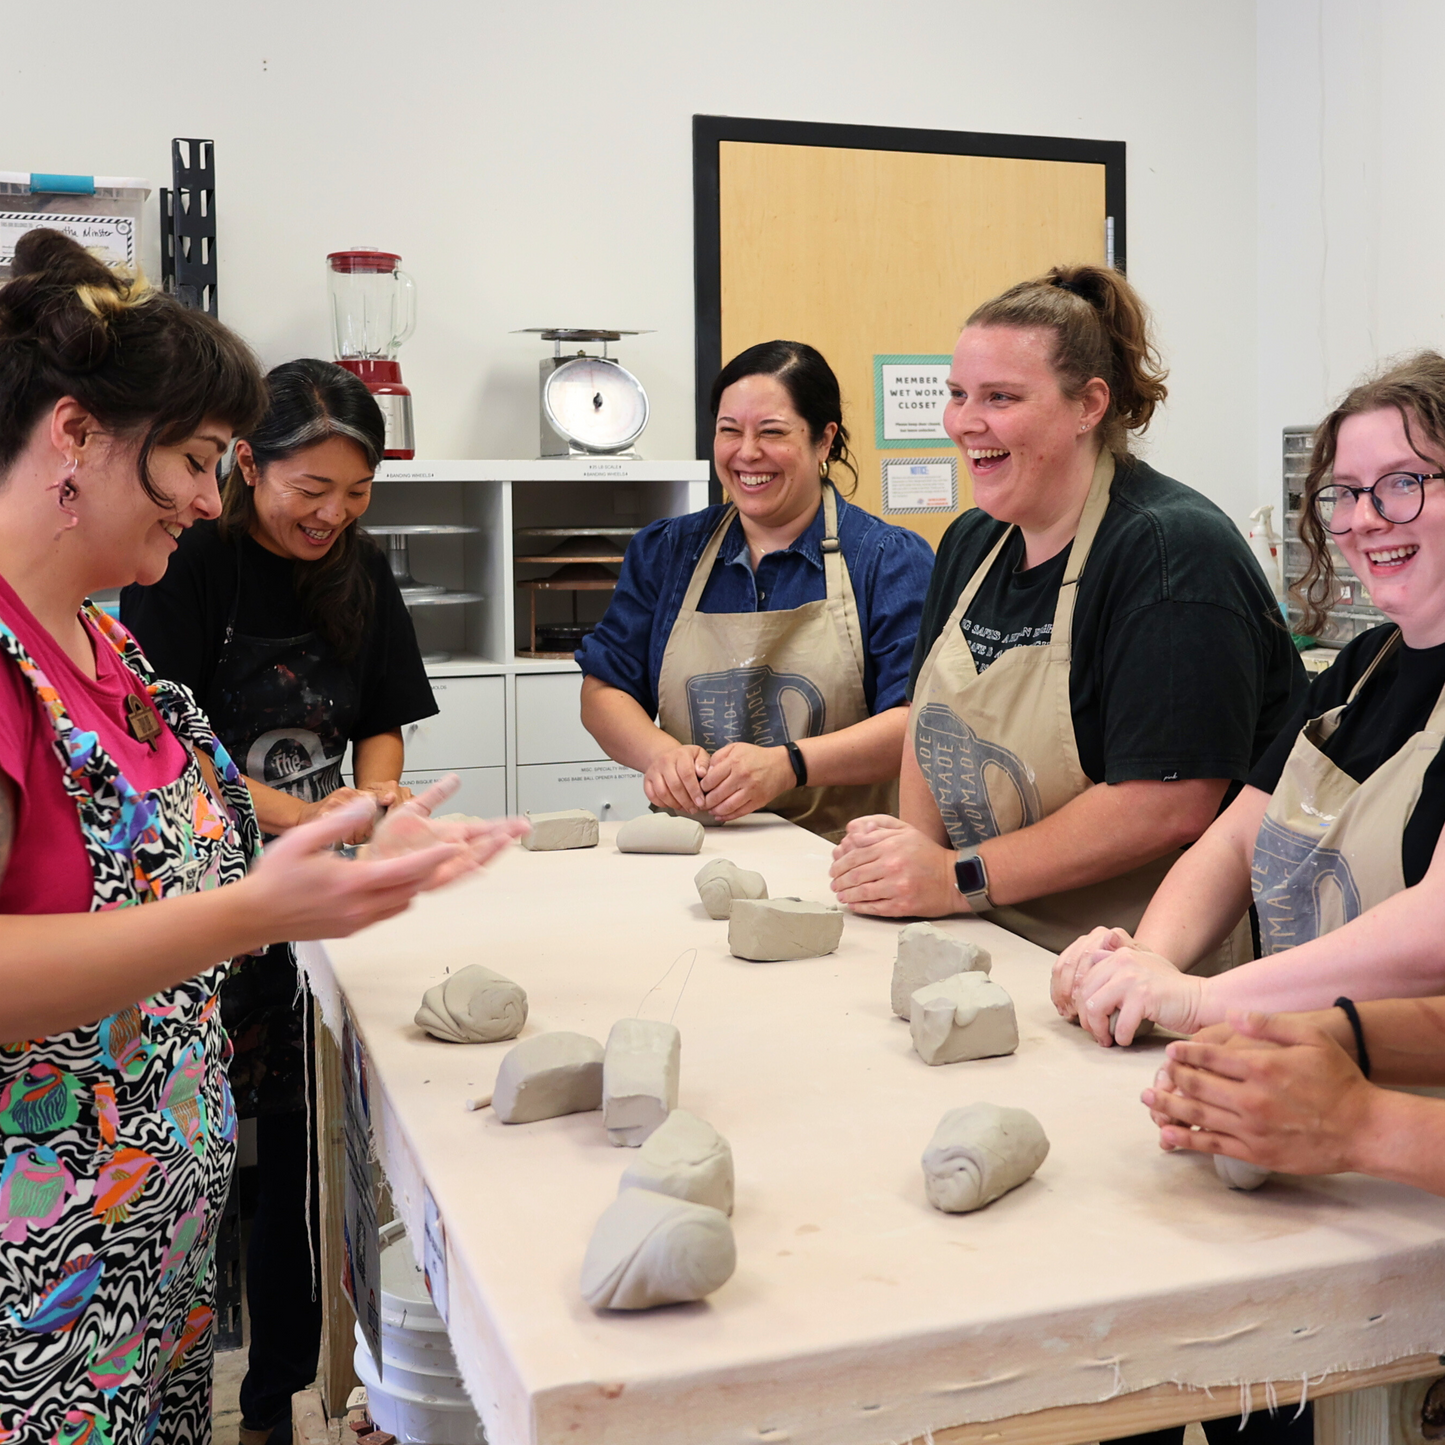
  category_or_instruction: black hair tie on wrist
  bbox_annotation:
[785,741,808,787]
[1334,997,1372,1079]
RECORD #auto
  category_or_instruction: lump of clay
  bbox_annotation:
[695,859,768,920]
[619,1109,734,1214]
[728,898,843,961]
[922,1103,1049,1213]
[890,922,991,1019]
[581,1187,736,1310]
[520,809,599,852]
[910,972,1018,1066]
[603,1019,680,1146]
[492,1032,604,1124]
[415,965,527,1044]
[616,814,705,854]
[1215,1155,1271,1191]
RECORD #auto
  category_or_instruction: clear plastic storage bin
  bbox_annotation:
[0,173,151,280]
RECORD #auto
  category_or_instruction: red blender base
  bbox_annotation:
[337,357,415,460]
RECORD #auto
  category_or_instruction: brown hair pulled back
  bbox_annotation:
[966,264,1168,459]
[0,228,265,502]
[1293,351,1445,637]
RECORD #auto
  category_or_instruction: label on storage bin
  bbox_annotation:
[422,1187,450,1325]
[0,212,135,268]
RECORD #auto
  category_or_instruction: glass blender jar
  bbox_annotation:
[326,248,416,459]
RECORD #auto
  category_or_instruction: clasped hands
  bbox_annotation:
[643,742,798,822]
[1050,926,1207,1045]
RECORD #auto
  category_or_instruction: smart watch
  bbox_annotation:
[953,846,992,912]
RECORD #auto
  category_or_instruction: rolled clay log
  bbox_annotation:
[580,1187,736,1311]
[617,814,705,854]
[728,898,843,961]
[492,1032,604,1123]
[695,859,768,920]
[603,1019,681,1146]
[1215,1155,1271,1191]
[890,922,991,1019]
[922,1102,1050,1212]
[415,965,528,1044]
[520,808,599,851]
[910,972,1018,1065]
[619,1108,734,1214]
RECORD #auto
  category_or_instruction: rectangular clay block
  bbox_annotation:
[603,1018,681,1146]
[909,971,1018,1065]
[492,1032,605,1123]
[521,809,600,851]
[728,898,843,962]
[890,922,992,1019]
[616,814,705,854]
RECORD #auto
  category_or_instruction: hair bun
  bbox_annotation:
[10,228,119,289]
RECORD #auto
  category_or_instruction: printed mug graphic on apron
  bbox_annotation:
[1252,813,1362,952]
[913,700,1042,847]
[685,665,827,749]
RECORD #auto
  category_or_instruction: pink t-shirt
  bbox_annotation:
[0,576,189,914]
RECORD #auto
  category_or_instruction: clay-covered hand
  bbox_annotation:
[1070,944,1205,1045]
[700,742,795,821]
[368,775,530,887]
[245,797,470,941]
[643,743,711,815]
[1050,925,1134,1019]
[828,815,962,917]
[1142,1010,1375,1175]
[360,778,414,810]
[297,787,377,844]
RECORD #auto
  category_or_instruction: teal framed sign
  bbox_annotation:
[873,354,954,450]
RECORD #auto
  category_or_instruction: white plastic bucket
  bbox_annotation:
[379,1219,447,1331]
[353,1332,484,1445]
[354,1321,468,1402]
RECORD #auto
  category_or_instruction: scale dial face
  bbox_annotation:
[543,357,649,453]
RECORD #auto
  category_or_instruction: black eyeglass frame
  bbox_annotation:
[1313,471,1445,535]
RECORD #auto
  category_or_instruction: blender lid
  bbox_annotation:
[328,248,402,273]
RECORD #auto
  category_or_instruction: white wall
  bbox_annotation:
[2,1,1261,518]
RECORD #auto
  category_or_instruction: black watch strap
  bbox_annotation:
[785,741,808,787]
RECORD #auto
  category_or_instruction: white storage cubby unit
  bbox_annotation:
[368,458,711,820]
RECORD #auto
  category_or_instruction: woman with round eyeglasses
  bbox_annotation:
[1052,350,1445,1046]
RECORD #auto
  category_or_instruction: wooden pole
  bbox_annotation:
[314,1003,360,1417]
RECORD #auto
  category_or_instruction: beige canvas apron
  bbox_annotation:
[1253,630,1442,952]
[656,484,896,842]
[909,451,1246,964]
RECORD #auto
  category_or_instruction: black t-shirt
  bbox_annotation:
[908,457,1307,786]
[1248,624,1445,887]
[119,521,436,746]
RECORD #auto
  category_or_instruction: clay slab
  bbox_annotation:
[521,809,599,852]
[603,1019,681,1146]
[910,972,1018,1066]
[922,1102,1050,1213]
[890,922,991,1019]
[415,964,528,1044]
[617,814,705,854]
[728,898,843,961]
[580,1186,736,1311]
[695,859,769,920]
[619,1108,734,1214]
[492,1032,605,1124]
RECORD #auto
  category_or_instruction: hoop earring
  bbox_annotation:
[48,459,81,535]
[820,460,830,479]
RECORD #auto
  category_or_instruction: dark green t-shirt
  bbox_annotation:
[907,457,1307,786]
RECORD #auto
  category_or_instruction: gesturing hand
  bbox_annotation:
[829,815,962,917]
[369,774,531,883]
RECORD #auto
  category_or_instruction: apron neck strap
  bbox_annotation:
[1052,448,1115,650]
[1345,628,1401,704]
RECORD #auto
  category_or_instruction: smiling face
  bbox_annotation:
[240,435,374,562]
[713,374,836,535]
[943,325,1107,529]
[1331,406,1445,645]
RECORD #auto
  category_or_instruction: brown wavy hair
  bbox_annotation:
[966,263,1169,460]
[0,228,264,500]
[1293,351,1445,637]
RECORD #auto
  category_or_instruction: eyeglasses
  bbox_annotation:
[1313,472,1445,534]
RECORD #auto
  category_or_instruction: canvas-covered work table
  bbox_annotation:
[304,815,1445,1445]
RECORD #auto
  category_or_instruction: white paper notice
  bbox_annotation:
[883,459,958,514]
[422,1187,450,1325]
[879,362,951,443]
[0,212,136,269]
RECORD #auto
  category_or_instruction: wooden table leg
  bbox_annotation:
[1314,1372,1445,1445]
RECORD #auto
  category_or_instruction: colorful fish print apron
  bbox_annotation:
[0,604,258,1445]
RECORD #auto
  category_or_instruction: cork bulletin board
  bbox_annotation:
[693,117,1124,548]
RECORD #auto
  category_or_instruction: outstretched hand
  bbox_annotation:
[368,774,529,883]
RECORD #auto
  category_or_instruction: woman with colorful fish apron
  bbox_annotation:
[0,231,524,1445]
[1055,352,1445,1054]
[829,266,1304,960]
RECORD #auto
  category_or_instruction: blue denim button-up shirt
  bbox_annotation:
[576,491,935,720]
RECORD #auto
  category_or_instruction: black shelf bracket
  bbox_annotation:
[159,138,217,315]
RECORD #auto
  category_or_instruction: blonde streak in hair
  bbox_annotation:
[74,267,153,320]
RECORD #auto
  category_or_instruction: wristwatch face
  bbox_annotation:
[955,854,987,896]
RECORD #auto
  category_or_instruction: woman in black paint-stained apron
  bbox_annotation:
[1056,352,1445,1055]
[121,359,438,1445]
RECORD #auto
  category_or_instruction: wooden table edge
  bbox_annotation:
[909,1352,1443,1445]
